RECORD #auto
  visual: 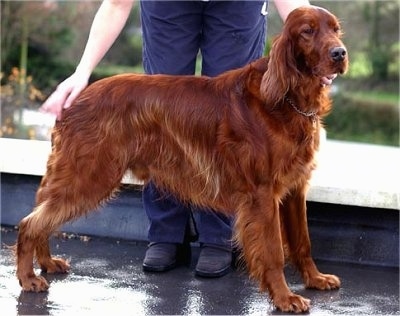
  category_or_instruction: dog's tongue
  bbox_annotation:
[321,74,337,85]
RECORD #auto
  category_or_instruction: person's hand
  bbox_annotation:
[40,71,90,120]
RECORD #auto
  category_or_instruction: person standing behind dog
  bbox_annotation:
[41,0,316,278]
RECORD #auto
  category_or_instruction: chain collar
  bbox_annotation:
[284,96,317,123]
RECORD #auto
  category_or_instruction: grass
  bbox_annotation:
[344,91,399,107]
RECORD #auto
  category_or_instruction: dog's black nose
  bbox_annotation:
[330,47,347,62]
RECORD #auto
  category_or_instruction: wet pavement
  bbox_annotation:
[1,226,399,315]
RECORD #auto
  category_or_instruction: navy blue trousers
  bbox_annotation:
[140,0,267,247]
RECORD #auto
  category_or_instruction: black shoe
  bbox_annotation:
[142,243,177,272]
[195,244,232,278]
[142,242,191,272]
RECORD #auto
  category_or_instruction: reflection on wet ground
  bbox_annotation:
[1,227,399,315]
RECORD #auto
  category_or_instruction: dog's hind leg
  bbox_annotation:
[16,201,69,292]
[280,188,341,291]
[16,147,127,292]
[28,174,71,276]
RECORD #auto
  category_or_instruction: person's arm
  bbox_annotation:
[274,0,310,21]
[75,0,135,78]
[41,0,135,118]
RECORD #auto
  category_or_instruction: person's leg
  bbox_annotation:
[196,210,232,247]
[194,208,234,277]
[194,0,267,277]
[140,0,202,75]
[142,182,193,272]
[143,183,189,244]
[140,0,202,272]
[201,0,267,76]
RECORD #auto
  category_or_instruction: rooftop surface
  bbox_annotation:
[1,227,399,315]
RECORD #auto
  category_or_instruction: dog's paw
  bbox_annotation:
[273,293,311,313]
[19,275,49,292]
[40,257,70,274]
[306,272,341,290]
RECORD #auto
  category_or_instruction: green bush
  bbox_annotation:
[325,93,399,146]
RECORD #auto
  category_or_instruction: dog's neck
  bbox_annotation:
[284,95,317,123]
[284,76,331,118]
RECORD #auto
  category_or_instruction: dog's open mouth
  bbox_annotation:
[321,74,337,85]
[315,62,348,85]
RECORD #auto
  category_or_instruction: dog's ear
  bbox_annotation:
[260,33,300,106]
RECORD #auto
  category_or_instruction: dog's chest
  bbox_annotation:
[274,130,318,190]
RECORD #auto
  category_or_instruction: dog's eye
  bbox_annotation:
[302,28,314,35]
[333,26,344,37]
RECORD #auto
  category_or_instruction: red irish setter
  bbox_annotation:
[16,6,347,313]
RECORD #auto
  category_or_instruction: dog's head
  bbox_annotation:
[284,6,348,78]
[261,6,348,105]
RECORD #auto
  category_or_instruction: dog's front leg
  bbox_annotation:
[280,187,341,290]
[234,190,310,313]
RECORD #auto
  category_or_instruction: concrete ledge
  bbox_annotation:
[0,138,139,185]
[0,137,399,210]
[309,140,399,210]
